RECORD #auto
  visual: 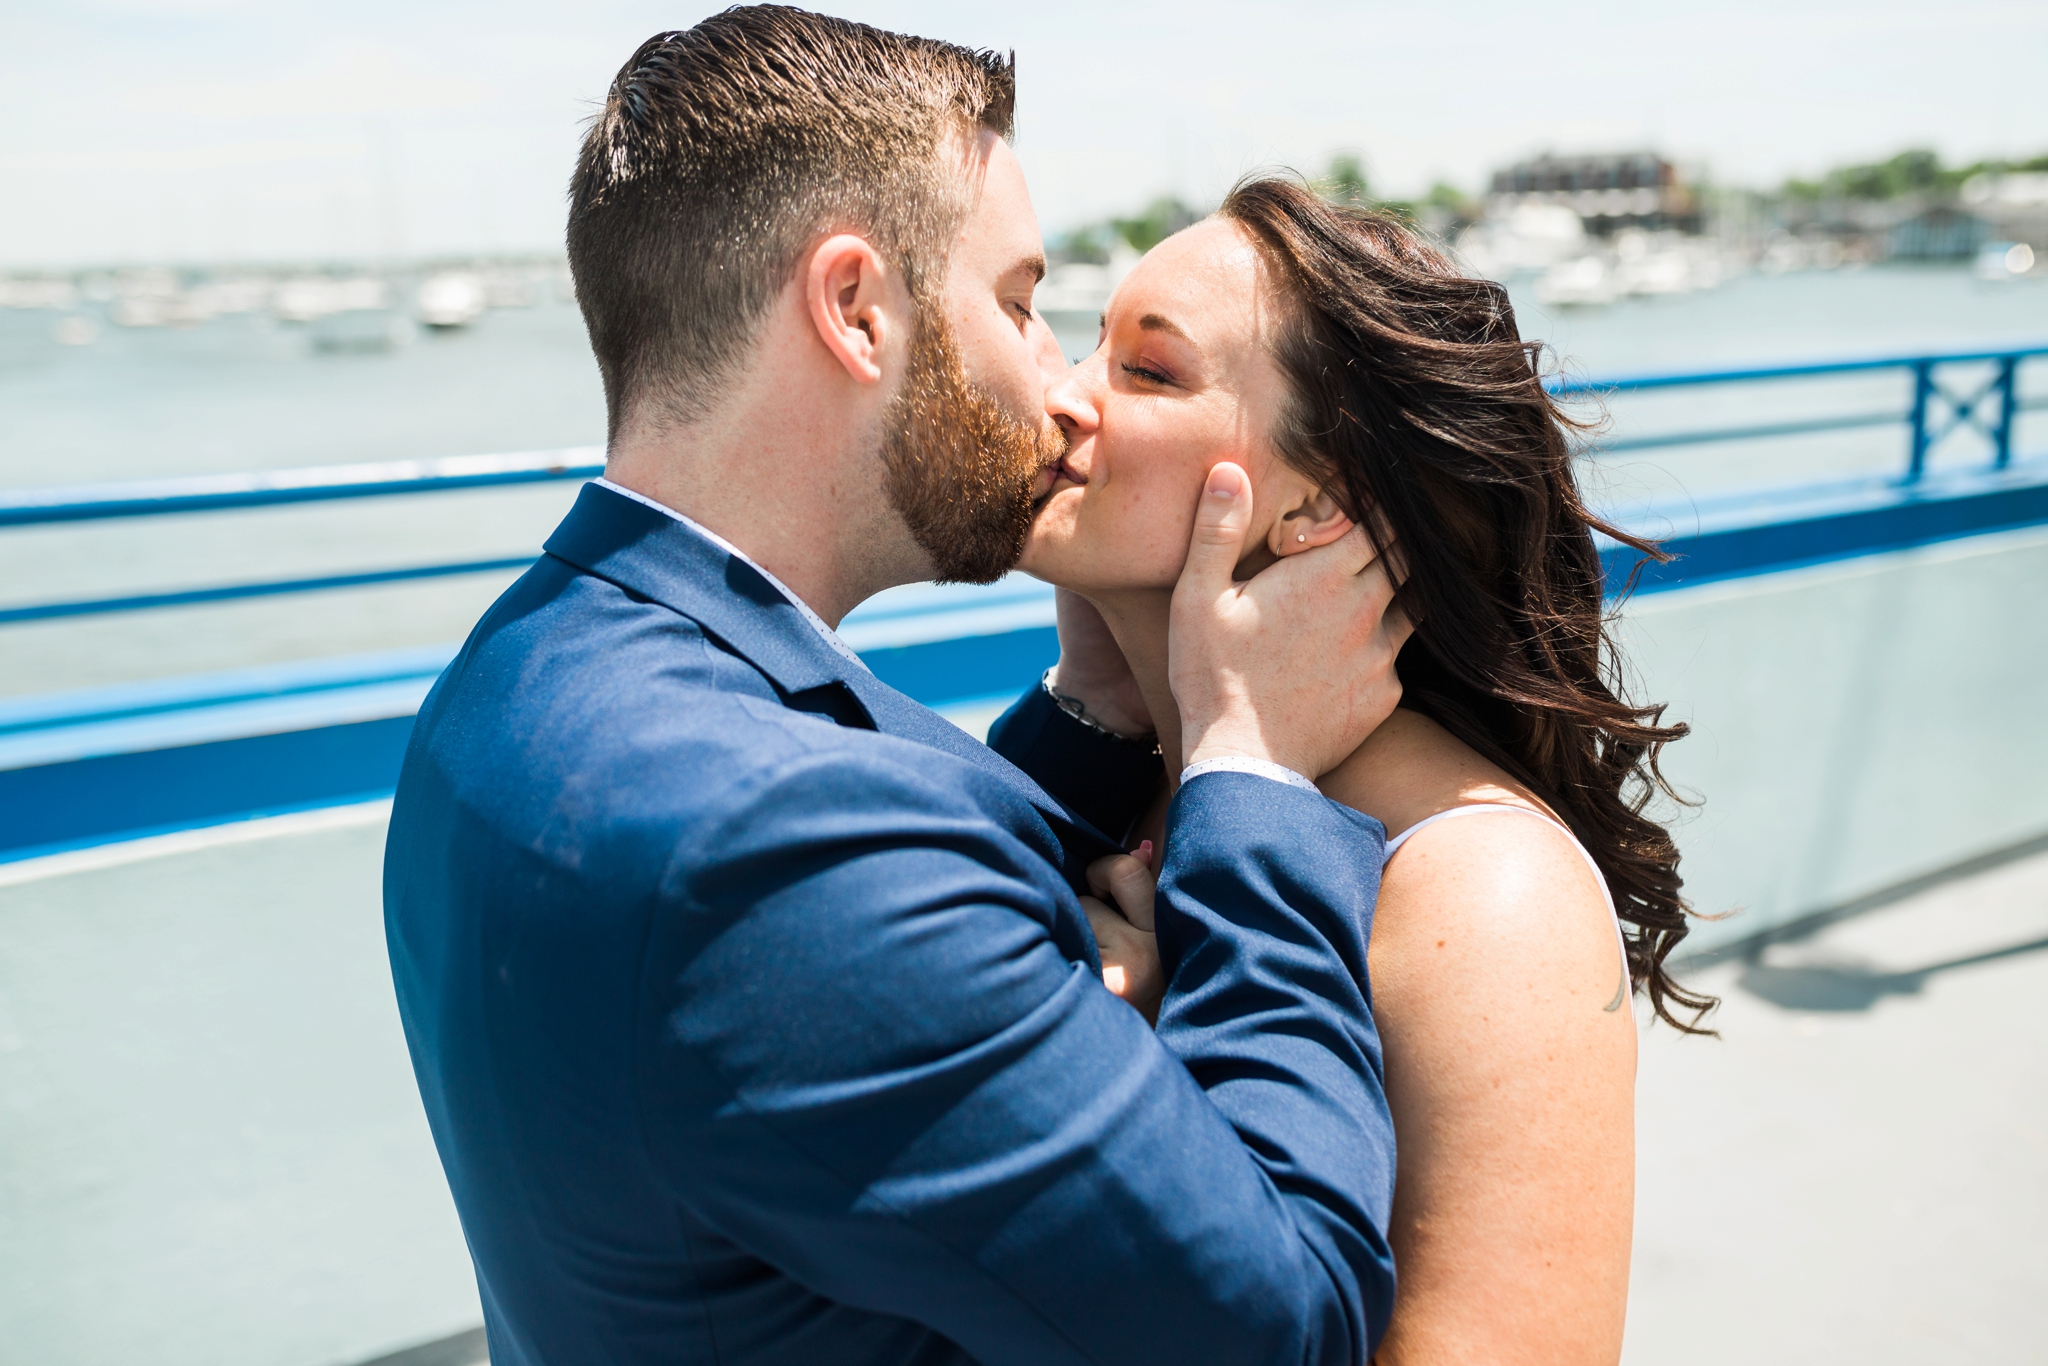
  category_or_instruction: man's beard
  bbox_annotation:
[881,311,1066,585]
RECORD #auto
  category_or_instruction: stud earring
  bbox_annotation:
[1296,534,1307,543]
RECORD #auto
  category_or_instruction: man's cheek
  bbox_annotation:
[983,325,1049,417]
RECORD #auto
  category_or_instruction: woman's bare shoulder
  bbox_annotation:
[1316,706,1553,837]
[1320,708,1622,1011]
[1371,804,1619,1004]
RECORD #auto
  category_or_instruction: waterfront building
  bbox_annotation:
[1486,152,1703,238]
[1961,171,2048,251]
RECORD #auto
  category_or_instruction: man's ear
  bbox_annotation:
[806,234,904,385]
[1270,479,1354,557]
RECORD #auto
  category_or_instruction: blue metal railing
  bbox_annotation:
[0,449,600,625]
[1548,342,2048,475]
[0,448,604,529]
[0,345,2043,629]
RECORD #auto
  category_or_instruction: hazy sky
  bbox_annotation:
[3,0,2044,266]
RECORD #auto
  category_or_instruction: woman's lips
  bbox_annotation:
[1030,455,1087,512]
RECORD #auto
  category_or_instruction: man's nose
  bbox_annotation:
[1030,313,1069,389]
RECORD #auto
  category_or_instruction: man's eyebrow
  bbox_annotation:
[1138,312,1192,343]
[1012,252,1046,285]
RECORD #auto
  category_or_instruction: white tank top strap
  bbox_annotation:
[1383,803,1634,1015]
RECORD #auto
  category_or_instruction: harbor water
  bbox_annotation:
[2,263,2044,701]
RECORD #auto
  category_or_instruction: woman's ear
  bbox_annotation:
[1270,480,1354,557]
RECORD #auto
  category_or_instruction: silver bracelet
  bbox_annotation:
[1041,669,1159,751]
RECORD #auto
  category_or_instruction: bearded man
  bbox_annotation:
[384,9,1409,1365]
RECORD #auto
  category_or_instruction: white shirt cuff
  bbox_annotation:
[1180,756,1320,793]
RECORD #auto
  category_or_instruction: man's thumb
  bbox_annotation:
[1183,462,1252,589]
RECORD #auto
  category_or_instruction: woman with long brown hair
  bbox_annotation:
[1022,175,1711,1362]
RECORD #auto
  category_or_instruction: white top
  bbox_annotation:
[594,477,868,669]
[1384,803,1634,1014]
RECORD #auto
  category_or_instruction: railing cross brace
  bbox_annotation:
[1909,359,2025,480]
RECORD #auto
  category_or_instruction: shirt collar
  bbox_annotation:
[592,477,867,671]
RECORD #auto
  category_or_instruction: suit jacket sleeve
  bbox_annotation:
[985,680,1164,843]
[635,751,1396,1366]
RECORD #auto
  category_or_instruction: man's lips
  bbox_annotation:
[1029,454,1087,513]
[1030,455,1086,499]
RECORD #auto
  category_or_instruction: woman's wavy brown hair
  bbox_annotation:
[1220,175,1715,1031]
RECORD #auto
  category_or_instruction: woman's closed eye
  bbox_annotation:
[1119,360,1173,386]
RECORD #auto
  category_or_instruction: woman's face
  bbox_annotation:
[1020,218,1304,594]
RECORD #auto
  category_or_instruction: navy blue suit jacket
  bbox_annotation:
[385,484,1397,1365]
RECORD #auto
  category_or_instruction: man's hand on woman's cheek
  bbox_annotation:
[1169,461,1412,779]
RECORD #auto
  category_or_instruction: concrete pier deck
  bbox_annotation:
[1,815,2043,1365]
[1629,839,2048,1362]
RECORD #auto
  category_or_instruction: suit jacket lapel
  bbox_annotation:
[543,484,1117,866]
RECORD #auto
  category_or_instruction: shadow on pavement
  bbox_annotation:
[1739,932,2048,1011]
[353,1326,487,1366]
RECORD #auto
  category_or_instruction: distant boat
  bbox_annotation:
[113,294,201,328]
[276,277,391,324]
[1536,229,1730,308]
[0,277,78,309]
[1536,255,1617,308]
[417,272,488,329]
[1455,202,1588,279]
[109,269,196,327]
[1974,241,2038,281]
[310,309,414,354]
[482,270,538,310]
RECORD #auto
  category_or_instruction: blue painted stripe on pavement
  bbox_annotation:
[1607,462,2048,594]
[0,717,416,861]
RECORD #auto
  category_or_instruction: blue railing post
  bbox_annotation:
[1907,360,1935,482]
[1992,355,2019,470]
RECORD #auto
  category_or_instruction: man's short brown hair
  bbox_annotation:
[567,6,1015,436]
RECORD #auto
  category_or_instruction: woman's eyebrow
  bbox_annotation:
[1137,312,1193,343]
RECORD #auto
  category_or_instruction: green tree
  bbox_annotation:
[1111,197,1200,253]
[1423,181,1468,213]
[1053,222,1119,266]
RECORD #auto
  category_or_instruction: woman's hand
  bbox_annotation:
[1082,843,1163,1024]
